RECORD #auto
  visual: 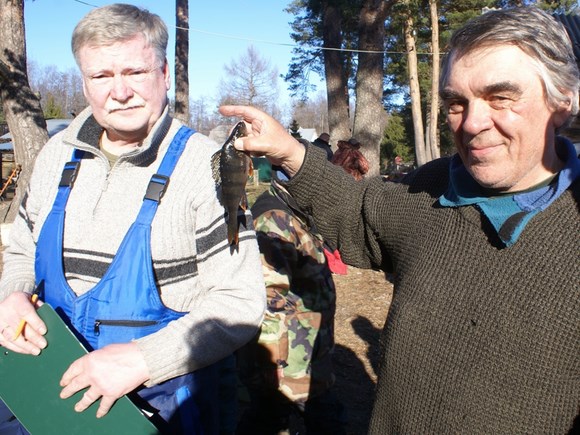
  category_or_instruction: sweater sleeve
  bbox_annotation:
[0,204,37,298]
[0,135,69,300]
[285,144,388,270]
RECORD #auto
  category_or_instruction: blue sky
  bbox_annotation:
[24,0,314,107]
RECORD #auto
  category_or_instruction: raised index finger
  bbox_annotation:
[219,104,265,122]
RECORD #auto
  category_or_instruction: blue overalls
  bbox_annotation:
[34,127,219,434]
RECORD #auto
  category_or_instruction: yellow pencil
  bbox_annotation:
[12,286,41,340]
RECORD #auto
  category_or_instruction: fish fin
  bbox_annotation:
[240,193,248,211]
[210,150,221,184]
[248,158,254,177]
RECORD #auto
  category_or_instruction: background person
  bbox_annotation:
[331,138,370,181]
[219,6,579,433]
[0,4,264,434]
[311,132,333,160]
[236,173,346,434]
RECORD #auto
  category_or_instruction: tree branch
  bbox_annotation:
[0,59,11,83]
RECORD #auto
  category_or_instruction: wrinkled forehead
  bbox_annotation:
[444,44,538,85]
[78,37,158,69]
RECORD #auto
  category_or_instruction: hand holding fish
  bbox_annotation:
[219,105,306,177]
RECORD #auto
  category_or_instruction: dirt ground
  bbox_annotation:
[237,265,393,435]
[324,267,393,434]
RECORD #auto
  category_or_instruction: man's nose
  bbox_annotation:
[110,74,134,101]
[462,100,493,134]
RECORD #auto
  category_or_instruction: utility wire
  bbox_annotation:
[180,25,437,56]
[71,0,98,7]
[70,0,433,56]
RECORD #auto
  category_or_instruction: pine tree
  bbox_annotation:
[289,119,302,139]
[43,94,64,119]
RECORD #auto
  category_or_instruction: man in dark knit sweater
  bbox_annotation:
[220,6,579,434]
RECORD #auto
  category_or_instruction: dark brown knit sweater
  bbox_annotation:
[285,145,579,434]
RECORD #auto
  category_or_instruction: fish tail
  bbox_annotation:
[227,213,239,246]
[228,230,239,246]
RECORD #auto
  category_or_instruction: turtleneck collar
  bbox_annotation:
[439,137,579,247]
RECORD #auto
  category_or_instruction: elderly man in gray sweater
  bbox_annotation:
[0,4,264,434]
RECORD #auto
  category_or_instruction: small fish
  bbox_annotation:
[211,121,253,248]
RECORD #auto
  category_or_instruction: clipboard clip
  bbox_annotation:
[32,280,45,301]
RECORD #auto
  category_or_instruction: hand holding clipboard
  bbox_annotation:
[0,303,160,434]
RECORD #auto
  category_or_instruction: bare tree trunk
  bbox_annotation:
[404,12,426,166]
[0,0,48,223]
[174,0,189,124]
[322,2,351,145]
[428,0,440,160]
[352,0,391,177]
[425,118,432,161]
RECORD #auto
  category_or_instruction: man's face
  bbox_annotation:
[441,45,571,192]
[79,35,170,143]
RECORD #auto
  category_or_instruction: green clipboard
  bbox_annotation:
[0,304,161,434]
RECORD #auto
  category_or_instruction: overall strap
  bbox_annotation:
[53,149,85,211]
[138,126,196,223]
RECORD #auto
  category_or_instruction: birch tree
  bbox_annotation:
[402,4,427,166]
[218,46,282,120]
[427,0,441,161]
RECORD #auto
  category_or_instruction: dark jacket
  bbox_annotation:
[311,138,333,160]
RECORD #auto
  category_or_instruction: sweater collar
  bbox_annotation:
[439,137,579,247]
[64,105,173,166]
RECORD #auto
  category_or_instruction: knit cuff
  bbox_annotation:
[285,142,330,210]
[0,279,36,302]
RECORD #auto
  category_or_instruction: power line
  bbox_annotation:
[71,0,98,7]
[180,25,436,56]
[69,0,432,56]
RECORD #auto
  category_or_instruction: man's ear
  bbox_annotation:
[81,78,89,100]
[163,59,171,91]
[552,91,576,128]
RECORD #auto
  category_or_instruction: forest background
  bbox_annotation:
[0,0,578,224]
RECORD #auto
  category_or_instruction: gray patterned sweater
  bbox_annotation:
[285,144,579,434]
[0,106,265,386]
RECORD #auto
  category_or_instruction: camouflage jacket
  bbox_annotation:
[242,188,337,404]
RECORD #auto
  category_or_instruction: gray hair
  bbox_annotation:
[440,6,580,119]
[71,3,168,66]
